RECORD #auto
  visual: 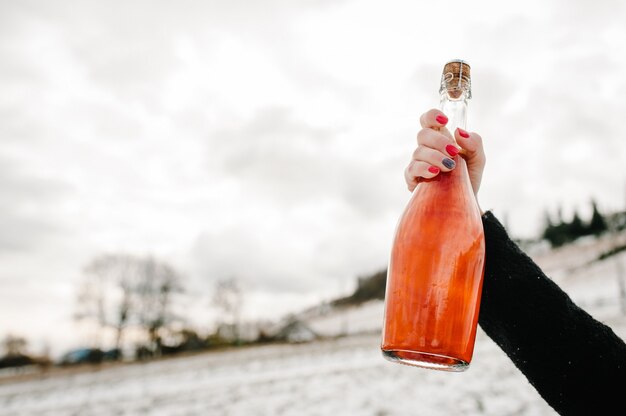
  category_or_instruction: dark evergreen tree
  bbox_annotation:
[588,199,608,236]
[569,209,586,239]
[542,205,570,247]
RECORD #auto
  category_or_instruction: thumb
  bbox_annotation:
[454,128,482,159]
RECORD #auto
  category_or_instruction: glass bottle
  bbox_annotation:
[381,60,485,371]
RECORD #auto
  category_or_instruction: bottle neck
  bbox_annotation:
[439,91,468,136]
[437,90,473,194]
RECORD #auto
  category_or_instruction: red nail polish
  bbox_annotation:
[428,166,440,174]
[435,114,448,125]
[445,144,460,157]
[458,128,470,138]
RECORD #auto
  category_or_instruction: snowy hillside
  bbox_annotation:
[303,231,626,339]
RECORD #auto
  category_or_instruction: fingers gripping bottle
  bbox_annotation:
[381,60,485,371]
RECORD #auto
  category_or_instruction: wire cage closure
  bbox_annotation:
[440,59,472,100]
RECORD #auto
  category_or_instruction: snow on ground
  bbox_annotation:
[1,236,626,416]
[2,314,624,416]
[0,330,560,416]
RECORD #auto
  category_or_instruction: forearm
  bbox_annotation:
[478,211,626,415]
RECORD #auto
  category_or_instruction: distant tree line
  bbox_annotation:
[333,269,386,307]
[542,200,609,247]
[0,253,283,371]
[72,255,264,362]
[1,260,312,371]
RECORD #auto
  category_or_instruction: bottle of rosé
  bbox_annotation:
[381,60,485,371]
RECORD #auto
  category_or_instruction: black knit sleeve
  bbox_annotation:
[478,211,626,415]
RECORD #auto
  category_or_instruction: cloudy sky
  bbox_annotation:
[2,0,626,354]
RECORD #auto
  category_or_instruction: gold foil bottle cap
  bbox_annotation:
[440,59,472,99]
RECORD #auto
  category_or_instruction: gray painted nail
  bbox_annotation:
[442,158,455,169]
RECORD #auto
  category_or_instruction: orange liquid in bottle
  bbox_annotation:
[381,155,485,370]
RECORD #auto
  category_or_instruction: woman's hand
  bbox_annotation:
[404,109,486,196]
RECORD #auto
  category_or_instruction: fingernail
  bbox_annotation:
[457,128,470,138]
[445,144,460,157]
[442,158,455,169]
[435,114,448,125]
[428,166,440,174]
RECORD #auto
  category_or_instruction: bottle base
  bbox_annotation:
[381,348,469,372]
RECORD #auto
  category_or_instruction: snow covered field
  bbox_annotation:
[1,244,625,416]
[0,330,554,416]
[2,313,625,416]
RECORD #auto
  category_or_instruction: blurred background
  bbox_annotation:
[1,0,626,415]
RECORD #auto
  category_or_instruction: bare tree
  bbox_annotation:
[134,257,184,354]
[75,254,143,349]
[76,253,186,352]
[212,277,243,342]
